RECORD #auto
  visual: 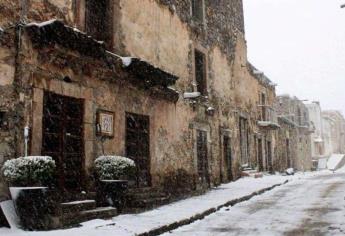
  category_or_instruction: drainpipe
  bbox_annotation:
[24,126,29,157]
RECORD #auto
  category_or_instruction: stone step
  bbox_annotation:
[126,196,170,209]
[60,199,96,214]
[126,187,159,194]
[61,206,117,226]
[126,191,168,200]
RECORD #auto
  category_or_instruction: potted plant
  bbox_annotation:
[1,156,58,230]
[94,156,136,210]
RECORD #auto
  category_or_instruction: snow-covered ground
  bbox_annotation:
[163,169,345,236]
[0,172,329,236]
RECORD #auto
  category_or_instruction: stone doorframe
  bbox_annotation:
[31,78,95,175]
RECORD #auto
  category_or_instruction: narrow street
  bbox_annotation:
[164,172,345,236]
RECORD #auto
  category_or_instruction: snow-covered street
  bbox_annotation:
[164,171,345,236]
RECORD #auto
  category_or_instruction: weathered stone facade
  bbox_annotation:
[322,110,345,155]
[274,95,313,171]
[0,0,281,201]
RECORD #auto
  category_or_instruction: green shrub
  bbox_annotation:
[94,156,136,180]
[1,156,56,186]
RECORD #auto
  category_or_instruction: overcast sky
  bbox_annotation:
[243,0,345,115]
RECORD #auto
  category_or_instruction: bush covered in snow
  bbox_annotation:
[1,156,56,186]
[94,156,136,180]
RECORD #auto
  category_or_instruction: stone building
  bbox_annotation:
[322,115,334,157]
[322,110,345,154]
[306,102,325,160]
[0,0,280,204]
[274,95,313,171]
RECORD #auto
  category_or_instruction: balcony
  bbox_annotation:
[257,105,280,130]
[298,121,314,134]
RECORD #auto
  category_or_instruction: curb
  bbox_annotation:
[137,180,289,236]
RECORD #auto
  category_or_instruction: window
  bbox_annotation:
[261,93,266,120]
[85,0,113,48]
[0,111,8,130]
[191,0,204,22]
[194,49,207,95]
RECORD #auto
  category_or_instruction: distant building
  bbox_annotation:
[274,95,313,171]
[322,111,345,154]
[305,102,325,160]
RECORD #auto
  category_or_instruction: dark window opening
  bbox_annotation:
[195,49,207,95]
[85,0,113,49]
[63,76,72,83]
[0,111,8,130]
[191,0,204,22]
[261,93,266,120]
[297,108,302,125]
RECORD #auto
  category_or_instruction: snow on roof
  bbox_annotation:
[314,137,323,143]
[183,92,201,99]
[25,19,58,28]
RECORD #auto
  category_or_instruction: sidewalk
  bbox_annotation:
[0,173,319,236]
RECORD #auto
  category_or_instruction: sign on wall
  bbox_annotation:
[97,110,114,137]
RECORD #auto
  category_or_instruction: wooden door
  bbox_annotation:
[258,138,264,171]
[197,130,209,185]
[42,92,84,192]
[126,113,151,187]
[266,141,273,172]
[286,139,291,168]
[223,136,233,181]
[239,118,249,166]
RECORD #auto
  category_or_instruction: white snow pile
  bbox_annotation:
[121,57,132,67]
[327,154,345,171]
[94,156,135,180]
[1,156,55,185]
[285,168,294,175]
[25,19,57,28]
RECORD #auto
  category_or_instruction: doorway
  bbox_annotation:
[42,92,84,192]
[223,136,233,181]
[239,117,249,166]
[125,113,151,187]
[197,130,209,185]
[266,140,273,172]
[257,138,264,171]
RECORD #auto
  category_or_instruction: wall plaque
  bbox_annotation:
[97,110,114,137]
